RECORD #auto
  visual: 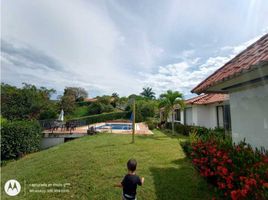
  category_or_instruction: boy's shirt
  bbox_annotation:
[121,174,142,198]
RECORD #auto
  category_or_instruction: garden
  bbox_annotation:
[181,129,268,200]
[1,82,268,200]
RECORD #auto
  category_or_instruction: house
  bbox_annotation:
[192,33,268,149]
[184,93,231,130]
[160,93,231,130]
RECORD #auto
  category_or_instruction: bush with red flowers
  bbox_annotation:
[182,133,268,200]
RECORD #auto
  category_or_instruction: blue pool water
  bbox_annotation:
[96,123,132,130]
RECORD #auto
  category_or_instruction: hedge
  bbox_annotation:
[1,120,42,160]
[164,122,212,136]
[68,111,131,125]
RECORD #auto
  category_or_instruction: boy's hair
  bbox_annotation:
[127,159,137,172]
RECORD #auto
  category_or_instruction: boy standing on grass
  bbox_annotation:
[115,159,144,200]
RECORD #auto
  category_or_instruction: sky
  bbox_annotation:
[2,0,268,99]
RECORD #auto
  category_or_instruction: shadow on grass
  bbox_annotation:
[136,135,169,141]
[150,158,215,200]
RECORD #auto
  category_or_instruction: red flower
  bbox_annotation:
[263,182,268,188]
[241,189,248,197]
[231,190,238,200]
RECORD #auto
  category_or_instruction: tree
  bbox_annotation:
[111,93,119,108]
[159,90,185,134]
[59,94,76,114]
[1,83,56,120]
[64,87,88,102]
[140,87,155,99]
[112,93,119,98]
[88,102,104,115]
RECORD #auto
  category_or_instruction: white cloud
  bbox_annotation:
[1,0,268,98]
[140,33,266,98]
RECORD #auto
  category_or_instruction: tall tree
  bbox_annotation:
[64,87,88,102]
[159,90,184,134]
[140,87,155,99]
[59,94,76,114]
[111,93,119,108]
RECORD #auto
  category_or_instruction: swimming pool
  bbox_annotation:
[96,123,132,130]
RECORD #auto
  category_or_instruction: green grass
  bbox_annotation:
[66,106,89,119]
[1,130,217,200]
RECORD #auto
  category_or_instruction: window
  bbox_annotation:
[174,109,181,121]
[216,106,224,128]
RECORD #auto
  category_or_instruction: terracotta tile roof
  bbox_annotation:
[185,93,229,105]
[84,98,97,102]
[192,33,268,94]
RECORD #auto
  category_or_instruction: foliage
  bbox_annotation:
[140,87,156,99]
[88,102,115,115]
[0,116,7,126]
[164,122,210,136]
[159,90,185,134]
[117,97,128,110]
[68,111,131,125]
[1,83,57,120]
[97,95,112,105]
[145,117,159,130]
[183,134,268,200]
[59,94,76,114]
[39,102,58,120]
[88,102,105,115]
[64,87,88,102]
[1,120,42,160]
[111,93,119,108]
[126,100,158,122]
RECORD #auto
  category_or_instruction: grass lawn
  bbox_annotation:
[1,130,217,200]
[66,105,89,119]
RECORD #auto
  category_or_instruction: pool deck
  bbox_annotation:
[43,122,153,135]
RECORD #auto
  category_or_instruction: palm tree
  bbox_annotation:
[140,87,155,99]
[159,90,185,134]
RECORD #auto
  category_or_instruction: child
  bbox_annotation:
[115,159,144,200]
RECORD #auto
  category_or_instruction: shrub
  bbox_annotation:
[164,123,209,136]
[68,111,131,125]
[39,107,58,120]
[88,102,115,115]
[88,102,105,115]
[185,136,268,200]
[145,117,159,130]
[103,104,115,113]
[0,116,7,125]
[1,120,42,160]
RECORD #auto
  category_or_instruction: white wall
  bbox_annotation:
[196,104,216,128]
[187,103,222,129]
[164,103,225,129]
[230,84,268,149]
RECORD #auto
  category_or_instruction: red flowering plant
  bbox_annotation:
[184,131,268,200]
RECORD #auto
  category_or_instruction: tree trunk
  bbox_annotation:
[172,109,175,135]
